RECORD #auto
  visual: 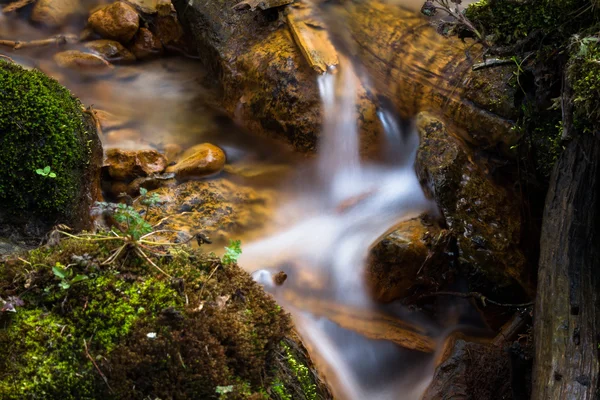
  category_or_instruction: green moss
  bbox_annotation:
[569,38,600,129]
[466,0,591,47]
[0,61,97,225]
[0,237,320,399]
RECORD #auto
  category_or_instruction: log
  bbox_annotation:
[333,0,520,151]
[532,132,600,399]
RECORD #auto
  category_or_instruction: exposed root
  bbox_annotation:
[0,34,78,50]
[418,291,534,308]
[84,339,113,393]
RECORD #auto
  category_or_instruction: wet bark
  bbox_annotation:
[532,132,600,400]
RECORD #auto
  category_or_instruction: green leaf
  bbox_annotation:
[52,265,67,279]
[215,386,234,394]
[43,166,50,174]
[48,172,56,178]
[35,169,44,175]
[139,187,148,196]
[70,274,89,284]
[222,239,242,265]
[59,281,70,290]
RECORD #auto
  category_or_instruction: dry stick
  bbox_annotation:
[135,247,173,278]
[0,54,15,63]
[419,291,534,308]
[198,263,220,299]
[0,34,78,50]
[83,339,113,393]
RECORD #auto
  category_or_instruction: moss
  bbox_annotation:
[569,38,600,129]
[0,61,99,230]
[466,0,591,47]
[0,236,326,399]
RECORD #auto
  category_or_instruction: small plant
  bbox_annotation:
[35,166,56,178]
[421,0,487,45]
[222,240,242,265]
[0,296,24,313]
[52,262,88,290]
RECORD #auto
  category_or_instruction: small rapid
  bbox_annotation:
[241,60,443,399]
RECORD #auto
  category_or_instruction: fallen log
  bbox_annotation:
[531,131,600,399]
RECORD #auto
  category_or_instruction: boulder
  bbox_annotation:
[414,112,532,299]
[0,61,102,237]
[173,0,381,152]
[166,143,226,182]
[84,40,137,63]
[30,0,80,27]
[128,27,163,60]
[366,217,449,303]
[104,148,167,181]
[88,2,140,43]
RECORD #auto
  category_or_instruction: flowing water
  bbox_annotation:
[2,6,451,398]
[242,62,444,399]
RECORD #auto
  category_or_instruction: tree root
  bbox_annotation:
[419,291,534,308]
[0,34,78,50]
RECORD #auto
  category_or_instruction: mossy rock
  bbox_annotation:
[0,237,330,399]
[415,112,533,300]
[0,61,102,238]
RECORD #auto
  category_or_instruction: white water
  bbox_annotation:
[241,61,440,399]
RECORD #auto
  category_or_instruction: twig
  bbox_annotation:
[0,54,15,63]
[198,263,220,299]
[83,339,113,393]
[0,34,78,50]
[472,58,514,71]
[135,247,173,278]
[418,291,534,308]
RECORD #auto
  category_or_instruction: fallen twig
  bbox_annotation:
[419,291,534,308]
[0,34,78,50]
[83,339,113,393]
[198,263,220,299]
[472,58,514,71]
[0,54,15,63]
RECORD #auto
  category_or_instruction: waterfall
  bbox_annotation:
[241,61,440,399]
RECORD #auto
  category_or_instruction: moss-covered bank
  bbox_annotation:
[0,238,329,399]
[0,61,102,237]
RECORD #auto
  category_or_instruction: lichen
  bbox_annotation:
[0,61,98,229]
[0,237,330,399]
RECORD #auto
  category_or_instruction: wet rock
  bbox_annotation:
[104,148,167,181]
[172,0,381,152]
[142,178,275,245]
[30,0,80,27]
[366,218,448,303]
[88,2,140,43]
[84,40,136,63]
[166,143,226,182]
[154,13,184,47]
[422,336,512,400]
[128,27,163,60]
[53,50,113,75]
[414,112,531,298]
[126,174,175,197]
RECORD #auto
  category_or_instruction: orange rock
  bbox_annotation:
[162,143,183,164]
[104,148,167,181]
[166,143,225,181]
[84,40,136,63]
[129,28,163,60]
[31,0,80,27]
[88,2,140,43]
[53,50,113,75]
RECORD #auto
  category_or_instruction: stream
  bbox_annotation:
[2,6,455,399]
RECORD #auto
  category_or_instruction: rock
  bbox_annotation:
[141,178,275,245]
[422,336,512,400]
[153,13,184,47]
[84,40,136,63]
[166,143,226,182]
[126,174,175,197]
[53,50,113,75]
[172,0,381,152]
[366,217,449,303]
[30,0,80,27]
[414,112,532,299]
[128,27,163,60]
[0,61,103,236]
[104,148,167,181]
[88,2,140,43]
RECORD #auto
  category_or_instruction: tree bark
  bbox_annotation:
[532,132,600,399]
